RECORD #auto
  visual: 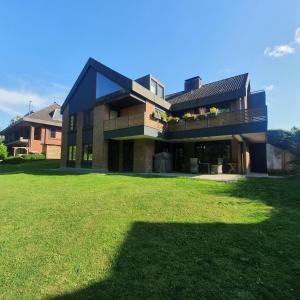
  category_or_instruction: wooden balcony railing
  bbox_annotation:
[103,107,267,133]
[103,113,165,132]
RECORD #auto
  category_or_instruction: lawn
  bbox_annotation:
[0,160,299,299]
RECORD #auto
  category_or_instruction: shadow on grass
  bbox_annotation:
[49,179,300,299]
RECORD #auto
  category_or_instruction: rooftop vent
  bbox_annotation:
[184,76,203,92]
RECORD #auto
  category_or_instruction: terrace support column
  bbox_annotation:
[60,104,69,168]
[75,112,84,168]
[242,141,251,174]
[231,139,242,174]
[92,104,109,171]
[133,139,155,173]
[184,142,194,172]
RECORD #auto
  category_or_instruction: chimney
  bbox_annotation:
[184,76,203,92]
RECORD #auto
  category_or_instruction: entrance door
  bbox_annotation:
[108,140,119,171]
[123,140,134,172]
[249,143,267,173]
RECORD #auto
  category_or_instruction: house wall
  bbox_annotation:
[119,103,145,116]
[133,139,155,173]
[267,143,295,172]
[60,104,69,167]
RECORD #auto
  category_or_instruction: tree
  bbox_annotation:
[0,143,8,160]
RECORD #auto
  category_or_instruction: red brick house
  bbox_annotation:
[1,103,62,159]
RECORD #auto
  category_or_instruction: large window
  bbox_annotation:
[82,144,92,168]
[150,79,164,99]
[69,114,77,132]
[68,145,76,161]
[34,127,41,140]
[96,73,122,100]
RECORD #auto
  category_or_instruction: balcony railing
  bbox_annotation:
[168,107,267,132]
[6,137,29,145]
[103,107,267,133]
[103,113,165,132]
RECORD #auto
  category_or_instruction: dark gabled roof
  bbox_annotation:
[61,58,133,112]
[167,73,249,111]
[1,103,62,134]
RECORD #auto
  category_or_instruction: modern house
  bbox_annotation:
[60,58,268,174]
[1,103,62,159]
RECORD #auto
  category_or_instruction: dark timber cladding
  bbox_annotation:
[60,57,268,174]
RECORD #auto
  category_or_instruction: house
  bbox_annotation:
[60,58,268,174]
[1,103,62,159]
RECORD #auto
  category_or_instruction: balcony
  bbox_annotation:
[6,137,29,145]
[103,107,267,140]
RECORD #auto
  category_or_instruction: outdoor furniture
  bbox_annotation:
[228,163,238,174]
[190,158,199,173]
[198,162,211,174]
[154,152,172,173]
[211,164,223,174]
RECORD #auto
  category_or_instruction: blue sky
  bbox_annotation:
[0,0,299,130]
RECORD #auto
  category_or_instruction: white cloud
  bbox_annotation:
[295,27,300,44]
[264,84,274,91]
[0,83,68,119]
[264,45,295,57]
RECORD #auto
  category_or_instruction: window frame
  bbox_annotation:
[34,127,41,140]
[49,128,56,139]
[69,114,77,132]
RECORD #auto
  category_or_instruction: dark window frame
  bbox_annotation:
[82,143,93,168]
[34,127,41,140]
[69,114,77,132]
[49,128,56,139]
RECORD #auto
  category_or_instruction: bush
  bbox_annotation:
[3,153,46,164]
[0,143,8,160]
[21,153,46,160]
[3,156,24,164]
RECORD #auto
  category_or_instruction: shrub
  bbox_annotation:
[3,156,24,164]
[22,153,46,160]
[0,143,8,160]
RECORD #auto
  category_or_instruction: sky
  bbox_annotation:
[0,0,299,130]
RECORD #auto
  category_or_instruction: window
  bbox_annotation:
[157,84,164,98]
[50,128,56,138]
[83,144,93,161]
[150,78,164,99]
[96,73,122,100]
[34,127,41,140]
[109,110,118,120]
[150,79,157,94]
[82,144,92,168]
[84,110,93,128]
[68,145,76,161]
[69,114,77,132]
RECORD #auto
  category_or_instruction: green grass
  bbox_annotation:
[0,161,299,299]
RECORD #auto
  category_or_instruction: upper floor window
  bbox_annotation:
[69,114,77,132]
[96,73,122,100]
[150,79,164,99]
[34,127,41,140]
[50,128,56,138]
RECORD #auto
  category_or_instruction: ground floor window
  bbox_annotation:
[195,141,232,173]
[82,144,92,168]
[67,145,76,167]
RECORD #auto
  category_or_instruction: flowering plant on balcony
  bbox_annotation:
[167,116,180,124]
[198,107,207,115]
[183,113,196,121]
[150,110,168,123]
[209,107,219,116]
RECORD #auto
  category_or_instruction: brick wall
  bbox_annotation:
[60,104,69,167]
[119,103,145,116]
[133,139,155,173]
[92,104,109,170]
